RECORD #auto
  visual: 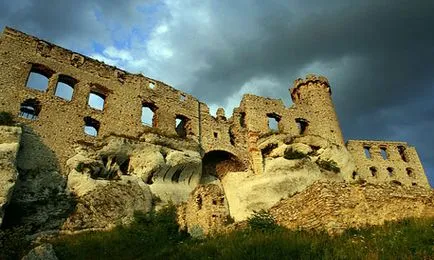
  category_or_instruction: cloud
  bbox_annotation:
[1,0,433,185]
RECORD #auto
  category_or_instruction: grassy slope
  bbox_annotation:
[48,207,434,260]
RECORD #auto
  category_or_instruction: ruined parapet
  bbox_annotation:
[290,74,345,146]
[346,140,430,188]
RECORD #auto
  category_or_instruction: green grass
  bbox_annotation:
[4,206,433,259]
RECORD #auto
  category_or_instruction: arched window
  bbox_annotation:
[55,75,77,101]
[84,116,100,137]
[26,64,54,92]
[88,91,106,111]
[19,98,41,120]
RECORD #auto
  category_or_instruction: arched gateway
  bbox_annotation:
[202,150,247,179]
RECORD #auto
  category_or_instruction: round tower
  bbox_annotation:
[290,74,345,146]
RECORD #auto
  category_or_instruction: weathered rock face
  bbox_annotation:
[221,134,356,221]
[0,126,21,226]
[2,126,74,232]
[21,243,58,260]
[63,172,152,231]
[63,136,202,231]
[177,184,230,237]
[270,180,434,233]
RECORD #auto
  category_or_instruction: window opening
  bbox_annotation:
[295,118,308,135]
[141,102,157,127]
[84,116,100,137]
[55,75,77,101]
[26,70,52,91]
[387,167,394,177]
[88,92,106,111]
[196,195,202,210]
[364,146,371,159]
[214,132,218,138]
[380,147,388,160]
[180,94,186,101]
[229,128,236,145]
[19,98,41,120]
[352,171,358,180]
[149,82,155,89]
[369,166,377,177]
[175,115,189,138]
[406,168,415,178]
[397,146,408,162]
[267,113,281,132]
[239,112,246,128]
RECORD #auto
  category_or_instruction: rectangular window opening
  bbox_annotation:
[380,147,388,160]
[364,146,371,159]
[295,118,308,135]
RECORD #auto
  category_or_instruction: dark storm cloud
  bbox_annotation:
[0,0,432,184]
[179,0,434,184]
[0,0,150,51]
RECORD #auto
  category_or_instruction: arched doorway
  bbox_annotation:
[202,150,246,179]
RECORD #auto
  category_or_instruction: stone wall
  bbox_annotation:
[346,140,429,188]
[270,180,434,233]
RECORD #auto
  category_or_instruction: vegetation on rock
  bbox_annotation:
[0,111,14,126]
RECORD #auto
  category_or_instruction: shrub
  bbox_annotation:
[0,111,14,126]
[284,148,306,160]
[247,210,279,232]
[317,159,340,173]
[0,226,31,259]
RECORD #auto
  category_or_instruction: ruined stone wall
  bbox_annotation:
[346,140,429,188]
[270,180,434,233]
[0,27,430,187]
[238,94,299,136]
[290,75,345,146]
[0,27,243,169]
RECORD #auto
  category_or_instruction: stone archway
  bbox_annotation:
[202,150,246,179]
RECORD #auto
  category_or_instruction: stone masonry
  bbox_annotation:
[0,26,430,190]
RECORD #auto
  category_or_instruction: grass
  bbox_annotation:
[3,206,433,259]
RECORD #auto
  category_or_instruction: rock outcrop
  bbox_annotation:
[63,136,202,231]
[221,134,356,221]
[21,243,58,260]
[0,126,21,226]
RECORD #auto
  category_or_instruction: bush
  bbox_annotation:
[284,148,306,160]
[0,226,31,259]
[0,111,14,126]
[247,210,279,232]
[317,159,340,173]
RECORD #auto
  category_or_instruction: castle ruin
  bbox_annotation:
[0,27,432,235]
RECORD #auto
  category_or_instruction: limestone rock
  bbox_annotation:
[286,143,313,156]
[22,243,58,260]
[21,244,58,260]
[128,148,165,184]
[0,126,21,226]
[63,174,152,232]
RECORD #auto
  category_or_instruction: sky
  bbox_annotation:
[1,0,433,186]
